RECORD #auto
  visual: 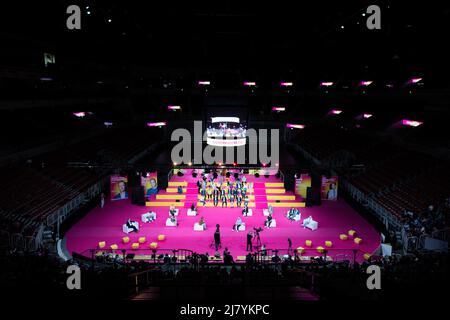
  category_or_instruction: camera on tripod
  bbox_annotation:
[253,227,263,234]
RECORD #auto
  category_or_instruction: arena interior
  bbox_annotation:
[0,0,449,308]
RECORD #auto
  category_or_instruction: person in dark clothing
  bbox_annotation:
[214,224,221,250]
[246,231,253,251]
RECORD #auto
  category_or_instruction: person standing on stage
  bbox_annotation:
[221,194,227,207]
[207,186,213,200]
[246,231,253,251]
[236,194,242,207]
[288,238,293,255]
[214,224,221,250]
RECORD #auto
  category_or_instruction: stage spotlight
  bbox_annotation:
[188,162,192,166]
[408,77,423,84]
[243,81,256,87]
[147,122,167,127]
[402,119,423,127]
[363,113,373,119]
[173,162,177,166]
[167,105,181,110]
[360,80,373,87]
[272,107,286,112]
[286,124,305,129]
[280,82,293,87]
[233,162,237,166]
[198,81,211,86]
[331,109,342,115]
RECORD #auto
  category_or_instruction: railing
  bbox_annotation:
[254,248,364,265]
[77,248,196,265]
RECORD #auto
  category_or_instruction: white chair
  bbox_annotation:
[165,218,177,227]
[187,209,198,216]
[243,209,253,217]
[122,221,139,234]
[303,218,318,231]
[194,222,206,231]
[141,211,156,223]
[286,210,301,222]
[263,209,270,216]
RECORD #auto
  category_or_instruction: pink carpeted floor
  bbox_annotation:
[65,198,381,262]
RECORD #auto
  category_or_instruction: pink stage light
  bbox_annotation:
[167,105,181,110]
[360,80,373,86]
[320,81,334,87]
[147,122,167,127]
[243,81,256,86]
[272,107,286,112]
[286,123,305,129]
[409,77,423,84]
[402,119,423,127]
[104,121,113,127]
[73,112,86,118]
[280,82,293,87]
[331,109,342,115]
[363,113,373,119]
[198,81,211,86]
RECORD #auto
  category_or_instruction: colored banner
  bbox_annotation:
[141,172,158,196]
[110,175,128,201]
[321,176,338,200]
[295,174,311,198]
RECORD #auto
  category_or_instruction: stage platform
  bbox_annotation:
[64,170,381,262]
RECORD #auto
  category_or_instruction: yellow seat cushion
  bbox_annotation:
[122,236,130,244]
[325,241,332,247]
[158,234,165,241]
[138,237,146,244]
[110,244,118,250]
[340,234,348,240]
[305,240,312,247]
[150,242,158,249]
[98,241,106,248]
[363,253,371,260]
[316,246,325,253]
[348,230,357,236]
[296,247,305,254]
[354,237,363,244]
[131,243,140,250]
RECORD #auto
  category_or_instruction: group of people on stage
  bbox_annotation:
[197,173,250,208]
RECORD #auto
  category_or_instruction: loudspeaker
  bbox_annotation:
[234,173,239,179]
[264,174,269,178]
[132,186,145,206]
[177,171,184,177]
[255,173,260,178]
[192,172,198,178]
[226,172,231,178]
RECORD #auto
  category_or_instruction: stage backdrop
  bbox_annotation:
[295,174,311,198]
[321,176,338,200]
[141,172,158,197]
[110,175,129,201]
